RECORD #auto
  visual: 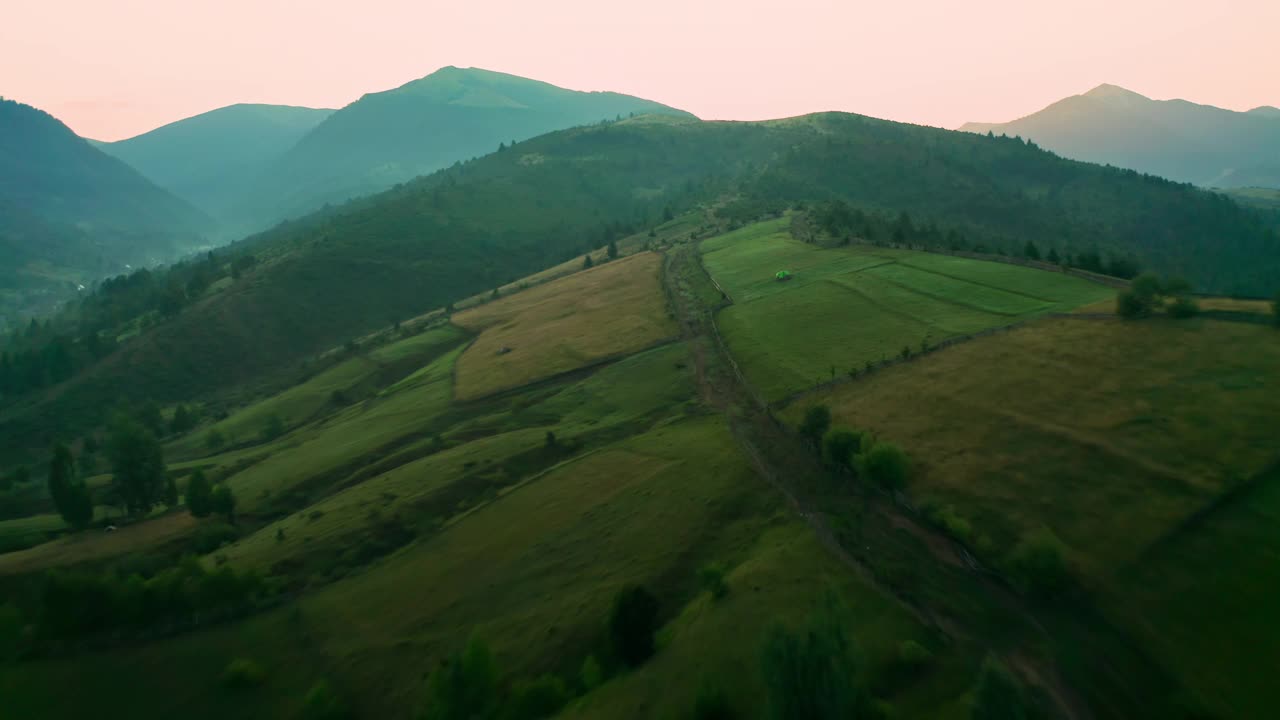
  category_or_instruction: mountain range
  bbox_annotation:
[961,84,1280,188]
[0,98,210,326]
[97,66,696,231]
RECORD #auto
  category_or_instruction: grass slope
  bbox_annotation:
[702,221,1111,401]
[452,252,676,399]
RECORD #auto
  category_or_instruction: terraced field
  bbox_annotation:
[701,220,1111,400]
[452,252,678,400]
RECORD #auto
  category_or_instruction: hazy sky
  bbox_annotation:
[5,0,1278,141]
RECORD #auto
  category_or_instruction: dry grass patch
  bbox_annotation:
[452,252,676,399]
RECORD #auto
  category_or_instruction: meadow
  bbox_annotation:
[452,252,677,400]
[790,315,1280,716]
[700,220,1112,400]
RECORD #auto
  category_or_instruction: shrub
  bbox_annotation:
[504,674,570,720]
[823,428,862,474]
[609,585,659,667]
[798,405,832,447]
[1168,295,1200,318]
[422,635,497,720]
[302,680,349,720]
[579,655,603,691]
[191,522,239,554]
[694,682,737,719]
[699,563,729,601]
[1116,290,1150,318]
[1008,528,1071,600]
[970,656,1027,720]
[861,442,910,491]
[221,658,266,689]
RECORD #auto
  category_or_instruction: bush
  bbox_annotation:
[579,654,603,692]
[504,674,570,720]
[693,682,737,719]
[302,680,349,720]
[970,656,1027,720]
[609,585,659,667]
[822,428,862,474]
[798,405,832,447]
[699,563,729,601]
[1168,295,1200,318]
[1116,290,1150,318]
[221,658,266,689]
[1008,528,1070,600]
[861,442,910,491]
[191,522,239,554]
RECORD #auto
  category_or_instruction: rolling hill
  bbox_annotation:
[960,84,1280,188]
[95,104,334,233]
[0,99,212,327]
[3,110,1278,460]
[237,66,697,223]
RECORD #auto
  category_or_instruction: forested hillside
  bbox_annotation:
[97,104,334,231]
[3,111,1277,459]
[0,99,212,327]
[238,66,697,224]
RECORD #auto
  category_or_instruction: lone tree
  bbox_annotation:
[861,442,910,491]
[1023,241,1041,261]
[583,254,594,269]
[187,470,213,518]
[607,240,619,260]
[48,442,93,530]
[106,417,167,516]
[799,405,832,448]
[970,656,1028,720]
[609,585,659,666]
[1047,247,1061,264]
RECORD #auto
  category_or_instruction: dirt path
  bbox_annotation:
[662,242,1093,720]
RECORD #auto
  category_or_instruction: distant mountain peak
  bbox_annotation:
[1247,106,1280,118]
[1082,84,1150,102]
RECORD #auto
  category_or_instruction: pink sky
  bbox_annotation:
[4,0,1278,141]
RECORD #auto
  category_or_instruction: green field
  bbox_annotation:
[701,220,1112,400]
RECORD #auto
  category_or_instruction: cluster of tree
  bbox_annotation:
[759,597,1033,719]
[29,558,265,647]
[186,469,237,522]
[804,199,1142,281]
[799,405,911,491]
[1116,273,1200,319]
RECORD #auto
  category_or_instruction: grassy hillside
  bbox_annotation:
[791,315,1280,715]
[452,251,677,399]
[701,220,1111,400]
[7,109,1276,461]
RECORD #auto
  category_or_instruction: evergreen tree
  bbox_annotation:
[610,585,659,666]
[1023,241,1041,261]
[583,254,594,269]
[1047,247,1061,264]
[187,469,213,518]
[607,240,619,259]
[48,442,93,530]
[798,405,832,448]
[211,484,237,523]
[164,475,179,507]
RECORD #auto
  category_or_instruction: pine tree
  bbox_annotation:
[48,442,93,531]
[1023,241,1041,261]
[607,240,619,259]
[583,254,594,269]
[187,470,213,518]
